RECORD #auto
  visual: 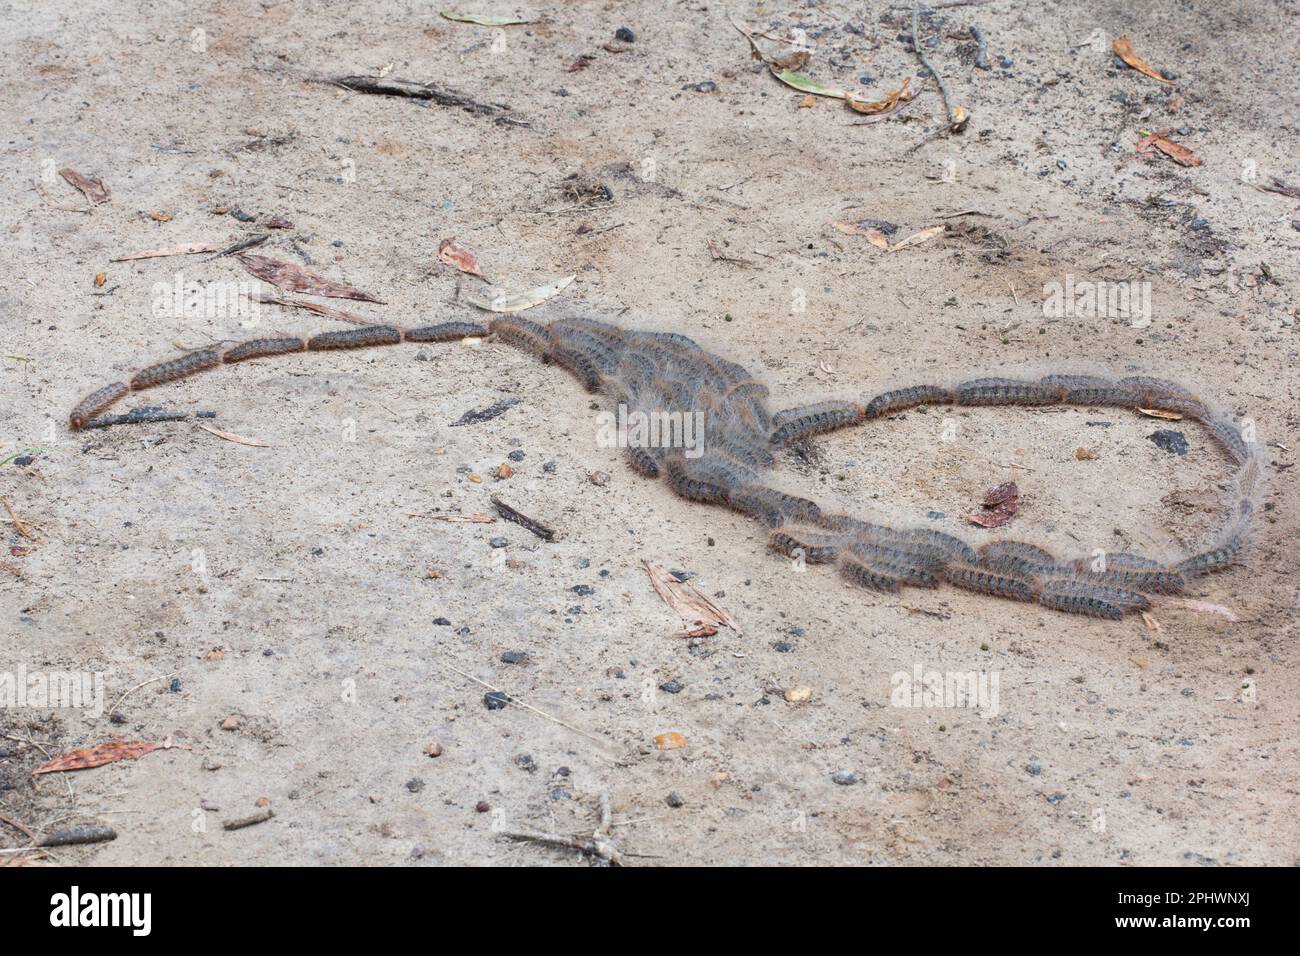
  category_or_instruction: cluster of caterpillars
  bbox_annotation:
[69,315,1258,619]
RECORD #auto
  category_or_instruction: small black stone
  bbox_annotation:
[773,640,795,653]
[684,81,717,93]
[515,753,537,772]
[614,26,635,43]
[405,777,425,793]
[669,569,691,582]
[489,536,509,548]
[11,455,34,467]
[500,650,529,664]
[572,584,596,596]
[665,791,685,808]
[484,691,510,710]
[542,460,557,473]
[432,617,452,626]
[507,449,525,461]
[169,678,182,692]
[1149,429,1189,456]
[660,680,684,694]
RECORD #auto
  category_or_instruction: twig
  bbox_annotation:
[491,496,555,541]
[500,791,623,865]
[107,671,180,717]
[0,497,36,540]
[223,809,274,831]
[0,814,37,843]
[432,660,613,752]
[202,234,269,261]
[404,512,496,523]
[911,2,959,131]
[38,826,117,847]
[971,25,991,69]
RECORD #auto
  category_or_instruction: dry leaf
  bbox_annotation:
[799,94,817,109]
[1154,597,1240,622]
[59,168,110,204]
[829,221,892,248]
[888,224,946,252]
[643,560,740,632]
[671,624,718,638]
[32,739,170,775]
[654,731,688,750]
[239,254,384,302]
[94,272,106,287]
[1138,407,1183,420]
[438,237,484,278]
[1136,129,1202,167]
[845,77,913,115]
[965,481,1021,529]
[465,275,575,312]
[770,50,810,72]
[111,242,222,261]
[197,424,272,447]
[252,292,370,325]
[150,210,172,222]
[1075,447,1095,460]
[1112,36,1172,84]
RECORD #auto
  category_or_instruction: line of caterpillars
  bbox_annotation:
[69,315,1259,619]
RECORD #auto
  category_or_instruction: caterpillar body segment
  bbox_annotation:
[864,385,953,418]
[308,325,402,350]
[404,321,487,342]
[223,337,306,364]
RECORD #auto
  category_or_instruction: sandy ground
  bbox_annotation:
[1,0,1297,866]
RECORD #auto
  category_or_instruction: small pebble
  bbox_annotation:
[11,455,34,467]
[542,460,557,473]
[475,800,490,813]
[406,778,425,793]
[423,741,444,757]
[832,769,857,786]
[773,640,795,653]
[433,617,452,626]
[614,26,635,43]
[572,584,595,596]
[660,680,684,694]
[589,470,610,486]
[666,791,685,808]
[515,753,537,772]
[489,536,509,548]
[500,650,528,664]
[684,81,717,93]
[484,691,510,710]
[220,715,241,731]
[507,449,525,462]
[1026,758,1042,776]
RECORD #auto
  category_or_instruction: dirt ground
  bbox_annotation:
[2,0,1297,867]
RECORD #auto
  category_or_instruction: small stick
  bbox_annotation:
[0,813,37,842]
[971,25,991,70]
[39,826,117,847]
[910,2,961,133]
[107,670,180,718]
[0,496,36,540]
[82,406,196,429]
[405,512,496,523]
[491,496,555,541]
[202,234,269,261]
[223,809,274,831]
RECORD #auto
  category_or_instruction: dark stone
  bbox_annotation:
[660,680,684,694]
[432,617,452,626]
[572,584,595,596]
[614,26,635,43]
[500,650,528,664]
[1148,430,1189,456]
[484,691,510,710]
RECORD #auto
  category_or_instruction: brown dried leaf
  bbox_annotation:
[845,77,913,115]
[888,224,946,252]
[1137,407,1183,420]
[32,739,167,775]
[671,624,719,638]
[965,481,1021,528]
[252,292,370,325]
[111,242,222,262]
[59,168,111,204]
[239,254,384,302]
[1112,36,1172,84]
[437,237,484,278]
[654,731,688,750]
[643,560,740,632]
[829,221,892,248]
[1136,129,1201,167]
[197,424,272,447]
[770,50,810,72]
